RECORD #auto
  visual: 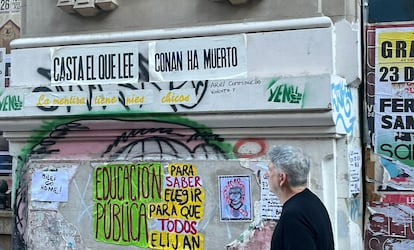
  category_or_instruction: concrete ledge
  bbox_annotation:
[11,17,332,48]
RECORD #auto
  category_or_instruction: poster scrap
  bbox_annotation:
[364,201,414,249]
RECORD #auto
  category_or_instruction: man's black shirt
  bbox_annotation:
[271,188,334,250]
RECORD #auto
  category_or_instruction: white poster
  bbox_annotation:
[50,42,139,85]
[374,27,414,166]
[260,170,282,220]
[149,34,247,82]
[31,170,69,202]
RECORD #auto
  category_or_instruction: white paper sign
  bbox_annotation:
[260,170,283,220]
[50,42,139,85]
[348,147,362,196]
[149,34,247,82]
[31,170,69,202]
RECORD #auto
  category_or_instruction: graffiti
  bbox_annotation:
[233,138,266,158]
[28,119,231,161]
[208,79,261,96]
[30,121,90,156]
[73,177,92,225]
[0,93,22,111]
[331,81,355,134]
[267,79,303,104]
[149,163,204,250]
[101,127,185,156]
[350,197,361,221]
[13,111,258,249]
[94,162,163,247]
[14,117,232,249]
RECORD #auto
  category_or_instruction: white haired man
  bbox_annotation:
[266,145,334,250]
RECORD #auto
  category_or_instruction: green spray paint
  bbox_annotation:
[267,79,304,104]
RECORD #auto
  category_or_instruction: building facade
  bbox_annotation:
[1,0,362,249]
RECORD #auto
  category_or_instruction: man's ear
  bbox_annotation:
[279,172,287,186]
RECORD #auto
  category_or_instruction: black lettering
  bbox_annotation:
[393,116,405,129]
[203,47,238,69]
[154,52,183,72]
[122,53,134,78]
[78,56,84,80]
[53,58,60,81]
[65,57,73,81]
[86,55,96,80]
[405,67,414,81]
[411,42,414,57]
[395,144,411,160]
[380,143,393,157]
[396,41,407,58]
[381,41,393,58]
